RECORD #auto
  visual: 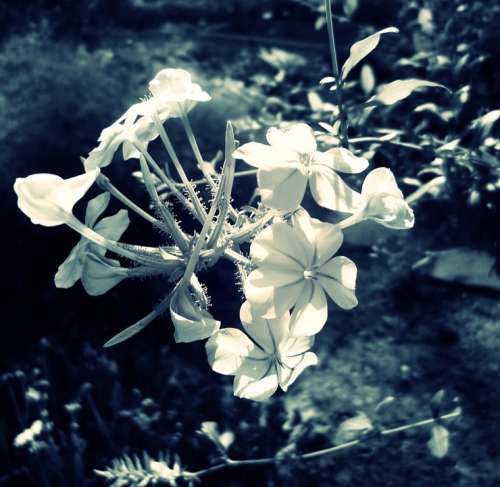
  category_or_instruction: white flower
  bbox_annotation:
[149,460,182,485]
[14,420,43,448]
[245,209,358,336]
[233,123,368,212]
[206,301,318,401]
[83,69,210,171]
[357,168,415,229]
[170,284,220,343]
[55,192,130,295]
[14,169,100,227]
[148,68,211,110]
[83,101,163,171]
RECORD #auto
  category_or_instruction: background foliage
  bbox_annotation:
[1,1,499,485]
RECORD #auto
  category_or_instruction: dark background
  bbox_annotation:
[1,1,499,485]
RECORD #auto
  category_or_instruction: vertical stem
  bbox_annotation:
[151,112,208,223]
[179,106,239,221]
[325,0,349,147]
[132,139,199,221]
[96,174,160,227]
[139,155,190,253]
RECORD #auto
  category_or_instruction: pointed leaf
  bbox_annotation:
[342,27,399,80]
[427,424,449,458]
[371,79,450,106]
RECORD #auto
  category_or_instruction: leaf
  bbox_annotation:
[341,27,399,80]
[360,64,376,95]
[370,79,450,106]
[103,320,151,348]
[427,424,449,458]
[334,413,373,444]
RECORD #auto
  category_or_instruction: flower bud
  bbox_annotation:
[14,169,100,227]
[170,285,220,343]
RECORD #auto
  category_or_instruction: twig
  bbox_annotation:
[325,0,349,147]
[188,409,460,479]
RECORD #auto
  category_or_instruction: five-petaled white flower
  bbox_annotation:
[148,68,211,110]
[206,301,317,401]
[355,168,415,229]
[84,68,211,171]
[14,169,100,227]
[245,209,357,336]
[55,192,130,296]
[233,123,368,212]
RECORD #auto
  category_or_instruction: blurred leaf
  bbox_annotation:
[427,424,449,459]
[334,413,373,444]
[360,64,376,95]
[370,79,450,106]
[470,110,500,140]
[341,27,399,80]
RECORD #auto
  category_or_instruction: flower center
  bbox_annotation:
[303,269,316,280]
[299,152,314,174]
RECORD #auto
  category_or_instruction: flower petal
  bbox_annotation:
[233,142,297,169]
[14,170,99,227]
[361,167,403,198]
[289,280,328,336]
[170,286,221,343]
[244,268,304,319]
[233,358,278,401]
[206,328,255,375]
[240,301,289,354]
[309,166,364,212]
[54,242,85,289]
[54,169,101,215]
[258,165,307,211]
[317,147,369,174]
[278,351,318,391]
[251,221,308,269]
[85,192,111,228]
[94,209,130,243]
[266,124,316,154]
[81,253,128,296]
[318,256,358,310]
[291,209,343,267]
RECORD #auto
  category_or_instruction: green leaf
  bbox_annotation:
[370,79,450,106]
[334,413,373,444]
[342,27,399,80]
[427,424,449,458]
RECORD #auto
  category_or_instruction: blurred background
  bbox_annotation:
[1,0,499,485]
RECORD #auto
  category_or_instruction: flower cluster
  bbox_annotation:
[14,64,414,401]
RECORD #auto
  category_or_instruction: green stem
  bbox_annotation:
[96,174,160,226]
[179,106,239,221]
[139,155,190,253]
[132,139,198,220]
[66,217,159,266]
[325,0,349,147]
[188,409,461,479]
[151,112,207,223]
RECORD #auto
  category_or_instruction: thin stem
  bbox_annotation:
[132,139,199,221]
[179,186,220,289]
[337,212,364,230]
[179,107,239,221]
[405,176,446,206]
[66,217,162,267]
[158,169,258,194]
[188,409,461,479]
[96,174,160,226]
[325,0,349,147]
[139,155,190,253]
[151,112,207,223]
